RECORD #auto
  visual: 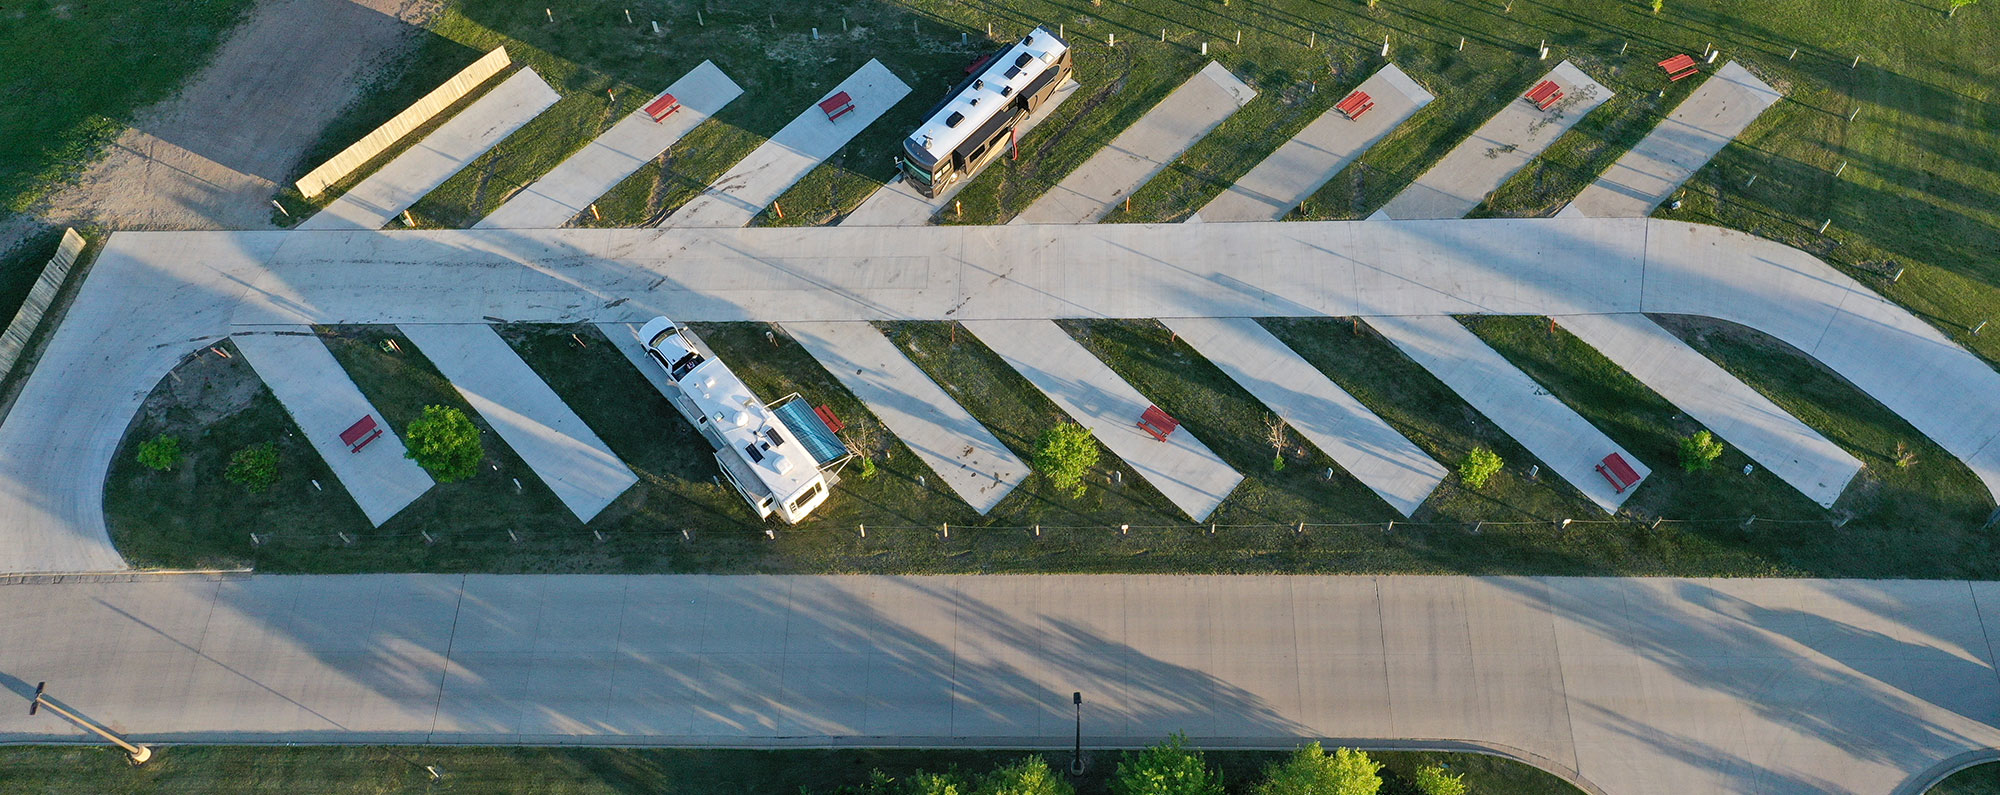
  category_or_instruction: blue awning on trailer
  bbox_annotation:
[771,398,849,467]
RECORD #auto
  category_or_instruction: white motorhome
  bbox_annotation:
[638,317,846,523]
[900,26,1074,197]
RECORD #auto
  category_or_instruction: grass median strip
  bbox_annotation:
[0,745,1580,795]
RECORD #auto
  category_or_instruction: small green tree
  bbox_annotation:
[1112,734,1224,795]
[1033,422,1100,498]
[1650,0,1664,13]
[136,434,183,472]
[981,755,1073,795]
[1949,0,1978,17]
[1458,447,1503,489]
[1677,430,1725,472]
[1253,743,1381,795]
[404,404,483,483]
[1412,764,1468,795]
[224,442,279,492]
[906,770,972,795]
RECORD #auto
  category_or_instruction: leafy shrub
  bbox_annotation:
[1033,422,1100,498]
[1252,743,1380,795]
[1111,734,1223,795]
[136,434,182,472]
[905,771,970,795]
[404,404,483,483]
[1458,447,1503,489]
[1412,764,1468,795]
[981,755,1073,795]
[224,442,278,492]
[1677,430,1724,472]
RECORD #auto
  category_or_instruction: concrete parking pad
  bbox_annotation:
[477,61,743,230]
[785,322,1027,514]
[1162,317,1445,516]
[397,324,635,521]
[1561,313,1861,507]
[963,319,1242,520]
[1563,61,1780,218]
[1368,315,1650,513]
[6,574,2000,795]
[663,59,911,228]
[1015,62,1256,224]
[1378,61,1611,220]
[842,80,1079,227]
[299,69,559,231]
[232,330,434,526]
[1195,65,1432,223]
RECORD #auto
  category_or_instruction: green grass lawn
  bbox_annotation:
[1934,762,2000,795]
[0,744,1579,795]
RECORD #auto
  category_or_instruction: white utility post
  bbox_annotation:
[28,682,152,765]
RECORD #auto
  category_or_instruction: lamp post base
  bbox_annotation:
[127,745,153,766]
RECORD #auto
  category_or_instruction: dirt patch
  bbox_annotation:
[21,0,441,234]
[137,341,263,431]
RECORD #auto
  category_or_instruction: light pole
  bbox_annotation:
[1071,691,1084,775]
[28,682,152,765]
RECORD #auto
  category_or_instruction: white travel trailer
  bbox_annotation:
[638,317,847,524]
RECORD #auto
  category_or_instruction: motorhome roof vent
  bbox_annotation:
[945,112,964,127]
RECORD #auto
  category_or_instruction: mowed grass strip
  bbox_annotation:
[105,340,368,570]
[1261,316,1773,575]
[102,319,1994,577]
[0,745,1582,795]
[1650,313,1996,577]
[1466,314,1994,578]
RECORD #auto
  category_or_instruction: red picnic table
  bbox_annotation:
[1523,79,1565,111]
[1335,90,1375,120]
[340,415,384,453]
[1137,405,1181,442]
[1595,453,1643,493]
[1658,54,1700,81]
[642,92,681,122]
[818,90,855,122]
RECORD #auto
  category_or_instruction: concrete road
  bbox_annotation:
[1564,62,1780,218]
[966,319,1243,521]
[1015,62,1255,224]
[398,324,636,521]
[1379,61,1611,221]
[299,69,559,231]
[5,218,2000,572]
[477,61,744,229]
[1,573,1996,795]
[663,60,910,228]
[1163,317,1444,516]
[232,329,434,525]
[785,322,1028,514]
[1560,314,1860,507]
[1197,65,1432,223]
[1369,315,1650,513]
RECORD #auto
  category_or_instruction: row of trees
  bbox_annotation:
[823,738,1469,795]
